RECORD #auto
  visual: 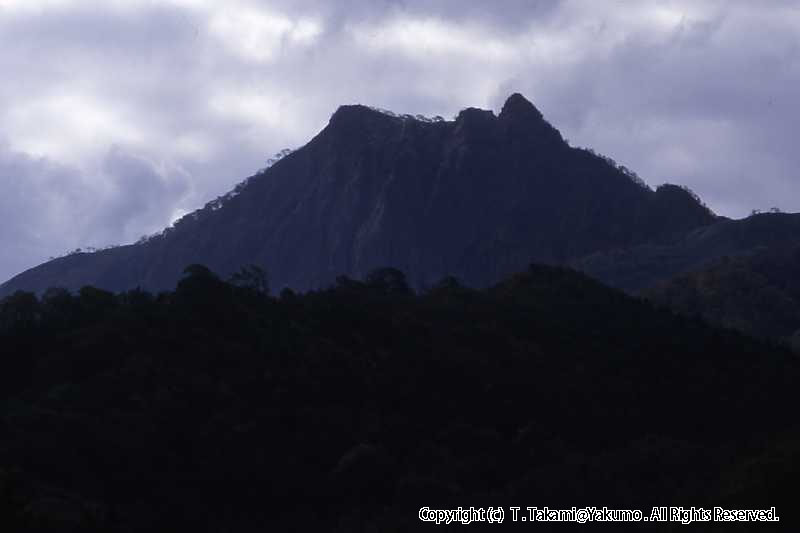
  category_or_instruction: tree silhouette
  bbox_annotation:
[365,267,411,295]
[229,264,269,295]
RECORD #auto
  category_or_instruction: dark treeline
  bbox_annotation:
[0,264,797,531]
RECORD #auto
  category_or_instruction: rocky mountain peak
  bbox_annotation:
[0,94,721,297]
[499,92,544,121]
[327,104,390,128]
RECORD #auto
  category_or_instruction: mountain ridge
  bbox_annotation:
[643,239,800,345]
[575,211,800,291]
[1,93,720,296]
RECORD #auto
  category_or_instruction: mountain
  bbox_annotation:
[1,265,797,530]
[0,93,718,296]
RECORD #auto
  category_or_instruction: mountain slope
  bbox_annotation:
[574,211,800,291]
[643,241,800,345]
[0,93,716,296]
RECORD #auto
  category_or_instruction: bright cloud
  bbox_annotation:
[350,17,517,62]
[209,5,322,62]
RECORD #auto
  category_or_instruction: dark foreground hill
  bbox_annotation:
[644,241,800,347]
[574,211,800,344]
[574,212,800,291]
[0,264,796,531]
[0,93,718,297]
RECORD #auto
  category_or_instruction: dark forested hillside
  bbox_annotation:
[644,242,800,346]
[574,211,800,291]
[0,93,717,297]
[0,264,796,531]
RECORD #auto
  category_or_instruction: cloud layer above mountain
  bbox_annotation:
[1,0,798,281]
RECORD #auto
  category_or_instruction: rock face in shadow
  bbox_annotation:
[1,93,717,296]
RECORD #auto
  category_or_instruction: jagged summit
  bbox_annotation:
[327,103,395,129]
[328,93,547,130]
[496,93,564,148]
[499,92,544,121]
[329,103,375,119]
[455,106,496,121]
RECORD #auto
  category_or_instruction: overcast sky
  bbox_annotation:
[1,0,798,282]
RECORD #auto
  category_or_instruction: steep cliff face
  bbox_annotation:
[1,93,717,295]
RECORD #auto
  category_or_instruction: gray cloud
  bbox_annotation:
[0,0,798,281]
[0,142,192,275]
